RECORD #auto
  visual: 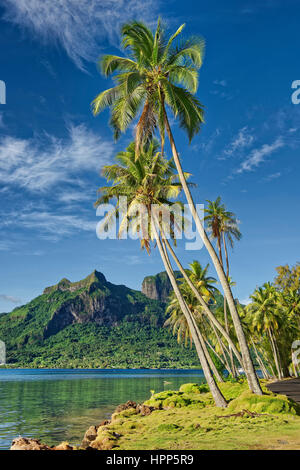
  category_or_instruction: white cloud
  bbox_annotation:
[0,124,114,191]
[0,294,21,304]
[240,297,251,306]
[0,241,12,251]
[16,209,96,237]
[3,0,159,69]
[222,126,254,158]
[264,172,281,182]
[213,79,227,87]
[236,137,284,173]
[58,190,93,204]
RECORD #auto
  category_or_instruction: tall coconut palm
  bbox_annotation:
[165,280,224,382]
[205,197,241,376]
[92,19,261,394]
[246,283,283,379]
[165,261,237,377]
[182,260,235,374]
[161,237,243,368]
[97,140,227,407]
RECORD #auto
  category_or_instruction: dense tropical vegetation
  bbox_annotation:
[243,264,300,380]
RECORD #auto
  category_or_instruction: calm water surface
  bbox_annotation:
[0,369,205,449]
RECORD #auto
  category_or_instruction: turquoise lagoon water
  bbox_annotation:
[0,368,206,450]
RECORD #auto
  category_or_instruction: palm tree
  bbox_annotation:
[184,260,236,374]
[97,140,227,407]
[161,237,243,368]
[165,280,224,382]
[205,197,242,376]
[246,283,283,379]
[92,19,261,394]
[187,261,218,302]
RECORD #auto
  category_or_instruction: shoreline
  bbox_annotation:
[9,379,300,451]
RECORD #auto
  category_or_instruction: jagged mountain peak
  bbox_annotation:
[43,270,107,295]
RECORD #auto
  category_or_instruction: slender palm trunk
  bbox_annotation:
[163,109,262,395]
[209,321,233,375]
[256,344,274,378]
[222,232,236,377]
[268,327,282,379]
[197,326,224,383]
[251,338,270,379]
[152,221,227,407]
[161,239,223,384]
[270,326,284,378]
[163,236,243,367]
[204,337,229,372]
[217,235,223,267]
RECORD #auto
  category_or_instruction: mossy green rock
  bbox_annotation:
[228,390,300,416]
[179,383,209,394]
[144,389,209,409]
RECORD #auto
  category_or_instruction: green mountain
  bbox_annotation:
[141,271,181,302]
[0,270,199,368]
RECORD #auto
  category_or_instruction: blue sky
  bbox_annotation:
[0,0,300,312]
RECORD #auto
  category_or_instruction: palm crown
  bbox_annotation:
[96,140,191,252]
[204,196,241,269]
[92,19,205,151]
[186,260,218,302]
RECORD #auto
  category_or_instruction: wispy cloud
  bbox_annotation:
[221,126,254,159]
[3,0,160,70]
[0,124,114,192]
[236,137,284,174]
[263,172,281,182]
[0,204,97,239]
[0,241,11,251]
[210,79,235,101]
[213,79,227,87]
[0,294,21,304]
[0,113,5,128]
[18,210,97,237]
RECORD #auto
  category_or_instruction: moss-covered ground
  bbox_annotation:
[90,380,300,450]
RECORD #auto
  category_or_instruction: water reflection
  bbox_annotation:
[0,369,205,449]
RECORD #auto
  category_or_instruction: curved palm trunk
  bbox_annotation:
[204,336,229,373]
[256,343,274,377]
[161,240,224,384]
[210,321,233,375]
[163,109,262,395]
[152,221,227,407]
[222,232,236,377]
[195,321,224,383]
[163,236,243,367]
[251,338,271,379]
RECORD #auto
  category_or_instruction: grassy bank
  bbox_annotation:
[87,380,300,450]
